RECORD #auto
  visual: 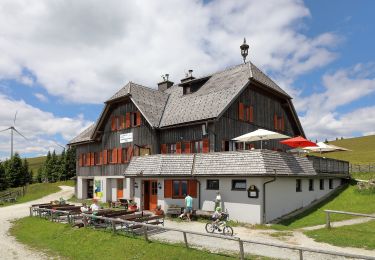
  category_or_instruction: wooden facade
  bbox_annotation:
[73,80,303,177]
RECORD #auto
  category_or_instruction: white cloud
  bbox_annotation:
[0,94,92,159]
[0,0,338,104]
[34,93,48,102]
[299,63,375,140]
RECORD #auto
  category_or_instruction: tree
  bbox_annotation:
[58,149,66,181]
[22,158,31,185]
[50,150,60,182]
[6,153,24,188]
[44,151,52,182]
[0,162,8,191]
[64,147,76,180]
[36,167,43,183]
[28,170,34,184]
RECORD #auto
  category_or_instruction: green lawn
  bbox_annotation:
[273,183,375,229]
[304,220,375,250]
[27,156,47,175]
[10,217,266,260]
[0,180,74,207]
[312,135,375,164]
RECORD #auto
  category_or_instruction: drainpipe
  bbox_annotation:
[190,154,201,209]
[262,169,277,224]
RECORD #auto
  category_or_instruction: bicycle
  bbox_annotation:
[205,212,233,236]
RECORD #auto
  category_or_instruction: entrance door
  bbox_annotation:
[87,180,93,199]
[117,179,124,199]
[143,180,158,210]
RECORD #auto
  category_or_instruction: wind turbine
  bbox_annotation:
[0,111,28,158]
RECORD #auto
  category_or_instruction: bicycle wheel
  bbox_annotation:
[205,222,215,233]
[222,226,233,236]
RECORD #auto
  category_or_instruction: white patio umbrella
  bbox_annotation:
[304,142,351,154]
[232,129,290,150]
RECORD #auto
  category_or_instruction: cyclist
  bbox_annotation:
[212,207,223,230]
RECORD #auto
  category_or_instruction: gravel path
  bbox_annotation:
[150,219,375,260]
[0,186,74,260]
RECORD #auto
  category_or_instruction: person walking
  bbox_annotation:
[184,193,193,221]
[215,191,222,210]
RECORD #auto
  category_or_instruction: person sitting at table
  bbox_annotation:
[90,199,100,212]
[80,202,89,213]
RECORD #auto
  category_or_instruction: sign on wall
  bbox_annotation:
[120,133,133,143]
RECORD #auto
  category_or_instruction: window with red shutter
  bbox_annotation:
[202,139,209,153]
[161,144,167,154]
[111,117,116,131]
[249,106,254,122]
[175,142,182,154]
[189,180,197,198]
[164,180,172,198]
[86,153,90,166]
[136,111,141,126]
[117,148,122,164]
[103,150,108,164]
[120,116,125,129]
[112,149,118,163]
[90,152,95,166]
[125,113,131,128]
[127,146,133,162]
[274,114,278,130]
[239,102,244,120]
[281,115,285,131]
[183,141,191,154]
[79,154,83,167]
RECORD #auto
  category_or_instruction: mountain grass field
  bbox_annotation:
[27,156,46,174]
[315,135,375,164]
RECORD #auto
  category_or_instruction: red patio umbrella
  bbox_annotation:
[280,136,317,148]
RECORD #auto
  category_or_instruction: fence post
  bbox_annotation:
[238,239,245,260]
[298,249,303,260]
[183,232,188,248]
[325,211,331,229]
[143,226,149,242]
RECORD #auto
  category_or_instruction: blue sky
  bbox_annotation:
[0,0,375,159]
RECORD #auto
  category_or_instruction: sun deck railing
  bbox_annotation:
[307,155,349,175]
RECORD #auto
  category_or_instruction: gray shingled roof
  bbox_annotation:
[107,82,169,128]
[124,150,318,177]
[69,62,293,144]
[68,124,96,145]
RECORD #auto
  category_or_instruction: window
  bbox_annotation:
[95,152,101,165]
[191,140,203,153]
[222,140,237,151]
[296,179,302,192]
[274,113,285,131]
[108,149,113,163]
[182,141,191,154]
[309,179,314,191]
[131,112,137,127]
[232,180,246,190]
[329,179,333,189]
[320,179,324,190]
[172,180,188,198]
[168,143,177,154]
[207,180,219,190]
[238,103,254,122]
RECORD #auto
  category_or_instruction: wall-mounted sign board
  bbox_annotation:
[120,133,133,143]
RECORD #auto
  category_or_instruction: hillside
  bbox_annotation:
[27,156,46,174]
[315,135,375,164]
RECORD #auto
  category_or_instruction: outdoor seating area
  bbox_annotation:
[29,201,165,236]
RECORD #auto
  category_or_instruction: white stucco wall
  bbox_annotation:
[265,177,342,222]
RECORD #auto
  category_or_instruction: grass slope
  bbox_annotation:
[27,156,46,175]
[314,135,375,164]
[305,220,375,250]
[10,217,263,260]
[273,183,375,229]
[0,180,74,207]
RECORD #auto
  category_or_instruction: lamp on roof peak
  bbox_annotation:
[240,38,249,64]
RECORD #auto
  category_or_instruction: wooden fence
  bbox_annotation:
[325,210,375,229]
[0,188,24,204]
[30,207,375,260]
[350,163,375,173]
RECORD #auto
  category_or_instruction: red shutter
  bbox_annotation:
[189,180,197,198]
[274,114,278,130]
[103,150,108,165]
[90,153,94,166]
[111,117,116,131]
[120,116,125,130]
[125,113,131,128]
[117,148,122,164]
[249,106,254,122]
[79,154,83,167]
[112,149,118,164]
[136,111,141,126]
[183,141,191,154]
[86,153,90,166]
[127,146,133,162]
[239,103,244,120]
[164,180,172,198]
[161,144,167,154]
[281,115,285,131]
[202,139,209,153]
[99,151,103,165]
[176,142,182,154]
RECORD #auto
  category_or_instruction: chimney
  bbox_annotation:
[157,74,174,92]
[181,69,195,83]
